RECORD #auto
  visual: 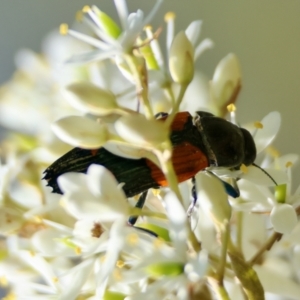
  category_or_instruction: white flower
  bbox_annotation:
[123,192,208,299]
[114,113,169,149]
[0,32,87,136]
[63,82,120,116]
[196,172,231,230]
[169,31,194,84]
[58,164,130,222]
[62,0,163,64]
[52,115,108,149]
[209,53,241,117]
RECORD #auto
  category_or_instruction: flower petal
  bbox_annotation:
[210,53,241,108]
[254,111,281,154]
[58,172,87,194]
[242,165,288,186]
[52,115,108,148]
[254,264,300,299]
[185,20,202,46]
[114,114,169,148]
[64,82,118,116]
[87,164,127,204]
[196,172,231,229]
[270,204,297,234]
[169,31,194,84]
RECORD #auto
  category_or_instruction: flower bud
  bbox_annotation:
[114,114,169,148]
[211,53,241,108]
[52,115,108,148]
[64,82,119,116]
[169,31,194,84]
[196,172,231,230]
[89,5,121,39]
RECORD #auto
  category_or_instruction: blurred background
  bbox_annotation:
[0,0,300,186]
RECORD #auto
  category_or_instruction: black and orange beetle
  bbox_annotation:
[43,111,256,224]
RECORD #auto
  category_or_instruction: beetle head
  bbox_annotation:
[194,111,256,168]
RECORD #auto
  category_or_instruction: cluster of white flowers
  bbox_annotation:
[0,1,299,299]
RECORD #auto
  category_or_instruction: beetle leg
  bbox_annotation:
[187,177,197,216]
[128,190,148,226]
[206,170,240,198]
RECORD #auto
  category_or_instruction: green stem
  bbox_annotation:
[208,276,231,300]
[248,231,282,266]
[165,83,188,127]
[216,221,230,284]
[228,238,265,300]
[124,54,154,119]
[164,83,176,107]
[236,211,243,252]
[155,146,200,252]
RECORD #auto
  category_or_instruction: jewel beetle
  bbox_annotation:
[43,111,256,224]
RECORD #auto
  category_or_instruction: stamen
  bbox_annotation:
[266,146,280,158]
[254,121,263,129]
[68,29,106,48]
[116,260,125,268]
[152,188,161,197]
[164,12,176,22]
[113,269,122,281]
[126,233,139,245]
[2,292,16,300]
[52,277,59,283]
[165,12,175,51]
[227,103,236,124]
[59,23,69,35]
[87,6,104,29]
[82,5,91,13]
[91,222,104,238]
[144,26,164,69]
[153,238,164,249]
[227,103,236,112]
[75,11,83,22]
[240,164,248,174]
[286,161,293,168]
[0,276,8,287]
[75,246,82,255]
[33,216,42,223]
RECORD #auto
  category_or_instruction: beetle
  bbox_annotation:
[43,111,256,224]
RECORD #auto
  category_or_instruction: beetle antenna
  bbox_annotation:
[252,163,278,186]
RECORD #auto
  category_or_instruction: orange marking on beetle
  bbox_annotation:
[157,111,191,131]
[91,149,99,156]
[145,142,208,186]
[170,111,191,131]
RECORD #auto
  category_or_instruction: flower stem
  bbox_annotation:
[155,147,200,252]
[236,211,243,252]
[208,276,230,300]
[228,238,265,300]
[248,231,282,265]
[165,83,188,127]
[124,54,154,119]
[216,220,230,284]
